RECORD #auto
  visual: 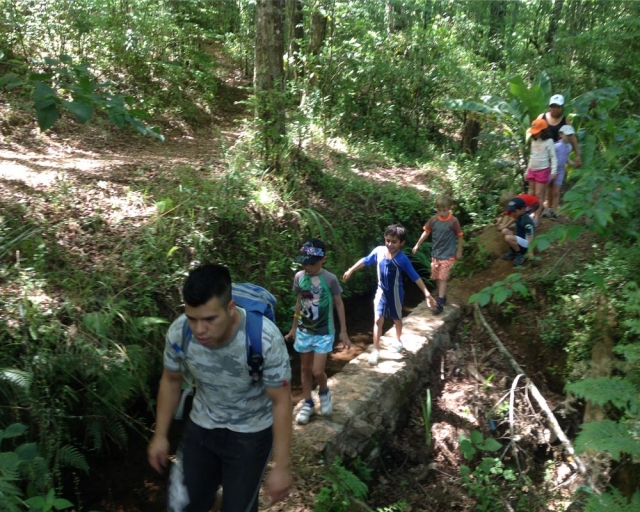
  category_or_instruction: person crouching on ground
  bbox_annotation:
[286,239,351,425]
[412,195,463,314]
[495,192,540,231]
[501,197,535,267]
[343,224,435,366]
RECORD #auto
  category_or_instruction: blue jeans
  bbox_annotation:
[169,420,273,512]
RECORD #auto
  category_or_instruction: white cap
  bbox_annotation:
[559,124,575,136]
[549,94,565,106]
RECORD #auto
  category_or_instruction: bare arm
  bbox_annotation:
[343,258,365,281]
[333,294,351,349]
[285,296,301,342]
[265,386,293,504]
[565,119,582,167]
[456,234,464,260]
[148,369,183,473]
[412,230,429,254]
[414,277,436,307]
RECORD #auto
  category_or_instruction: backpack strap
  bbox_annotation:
[176,312,264,384]
[245,310,265,384]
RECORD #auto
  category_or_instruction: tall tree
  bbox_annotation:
[545,0,564,52]
[286,0,304,81]
[254,0,286,168]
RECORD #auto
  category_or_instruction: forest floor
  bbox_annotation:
[0,61,595,511]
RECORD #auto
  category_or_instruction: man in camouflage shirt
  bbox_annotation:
[148,264,292,512]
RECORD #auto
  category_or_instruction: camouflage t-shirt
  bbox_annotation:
[164,307,291,433]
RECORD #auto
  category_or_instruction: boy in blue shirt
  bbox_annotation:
[286,239,351,425]
[413,195,464,314]
[501,197,535,266]
[343,224,435,366]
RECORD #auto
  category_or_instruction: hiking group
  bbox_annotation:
[495,93,581,267]
[147,193,465,511]
[146,94,582,512]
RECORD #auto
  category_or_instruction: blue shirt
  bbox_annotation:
[363,246,420,293]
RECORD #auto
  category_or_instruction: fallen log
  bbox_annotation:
[473,302,594,489]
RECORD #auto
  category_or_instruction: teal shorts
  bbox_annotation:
[294,330,334,354]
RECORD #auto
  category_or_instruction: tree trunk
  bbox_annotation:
[461,112,481,156]
[285,0,303,81]
[305,3,328,90]
[545,0,564,52]
[254,0,286,169]
[487,0,507,66]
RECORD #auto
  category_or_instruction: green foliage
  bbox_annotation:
[314,457,369,512]
[586,488,640,512]
[1,55,163,138]
[0,423,77,512]
[458,431,518,512]
[469,273,528,307]
[458,430,502,461]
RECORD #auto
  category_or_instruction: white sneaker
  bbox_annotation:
[296,402,314,425]
[389,339,403,352]
[319,389,333,415]
[368,349,380,366]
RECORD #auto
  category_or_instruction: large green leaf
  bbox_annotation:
[62,100,94,124]
[575,419,640,461]
[35,103,59,131]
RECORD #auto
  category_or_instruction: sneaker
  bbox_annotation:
[296,401,315,425]
[502,249,516,261]
[368,349,380,366]
[389,339,403,352]
[541,208,553,218]
[534,218,541,227]
[549,212,558,221]
[513,253,526,266]
[319,389,333,415]
[432,297,445,315]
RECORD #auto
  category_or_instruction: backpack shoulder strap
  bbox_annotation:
[244,310,265,383]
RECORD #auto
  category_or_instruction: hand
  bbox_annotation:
[342,270,352,281]
[425,294,437,308]
[267,465,292,505]
[284,329,296,343]
[339,332,352,350]
[148,435,170,474]
[412,245,419,254]
[575,155,582,167]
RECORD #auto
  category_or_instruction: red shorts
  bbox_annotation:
[526,167,551,184]
[431,258,455,281]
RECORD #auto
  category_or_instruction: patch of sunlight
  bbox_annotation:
[255,185,276,208]
[326,136,348,153]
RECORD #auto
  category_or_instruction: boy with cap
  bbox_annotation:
[286,239,351,425]
[501,197,535,267]
[543,124,577,220]
[495,192,540,231]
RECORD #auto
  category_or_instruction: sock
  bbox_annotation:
[305,398,314,407]
[319,388,329,396]
[437,297,445,307]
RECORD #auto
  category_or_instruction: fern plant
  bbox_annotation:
[0,423,76,512]
[314,457,369,512]
[566,376,640,461]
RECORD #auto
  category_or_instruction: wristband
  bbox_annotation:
[293,313,301,319]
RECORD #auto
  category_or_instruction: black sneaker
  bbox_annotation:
[513,253,526,266]
[549,212,558,221]
[502,249,516,260]
[432,297,445,315]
